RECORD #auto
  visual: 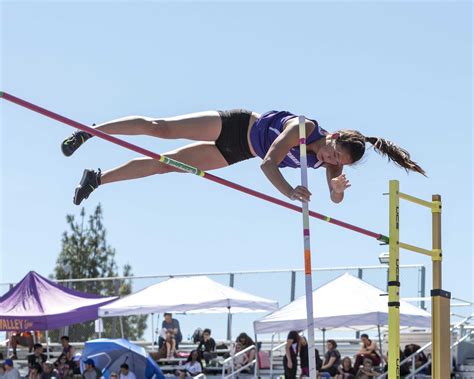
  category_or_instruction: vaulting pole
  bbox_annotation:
[299,116,316,379]
[0,91,388,242]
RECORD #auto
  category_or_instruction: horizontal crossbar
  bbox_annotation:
[1,91,388,242]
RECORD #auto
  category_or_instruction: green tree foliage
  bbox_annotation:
[50,204,147,342]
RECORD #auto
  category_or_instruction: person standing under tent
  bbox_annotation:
[283,331,300,379]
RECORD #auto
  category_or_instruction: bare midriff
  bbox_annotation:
[247,112,261,157]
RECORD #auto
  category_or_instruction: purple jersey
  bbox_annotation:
[249,110,327,168]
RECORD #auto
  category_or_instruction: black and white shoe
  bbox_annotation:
[73,169,101,205]
[61,130,93,157]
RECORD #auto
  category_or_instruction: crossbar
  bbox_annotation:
[1,91,388,242]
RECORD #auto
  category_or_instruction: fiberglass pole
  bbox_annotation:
[299,116,316,379]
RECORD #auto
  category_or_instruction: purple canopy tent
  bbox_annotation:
[0,271,117,331]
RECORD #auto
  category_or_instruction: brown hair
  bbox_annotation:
[335,130,426,176]
[327,339,337,349]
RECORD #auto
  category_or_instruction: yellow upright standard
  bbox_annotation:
[388,181,451,378]
[388,180,401,379]
[431,194,451,378]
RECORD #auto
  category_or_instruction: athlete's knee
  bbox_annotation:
[149,119,175,139]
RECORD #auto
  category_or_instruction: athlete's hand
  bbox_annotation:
[289,185,312,202]
[330,174,351,194]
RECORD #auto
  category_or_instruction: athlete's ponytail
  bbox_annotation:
[334,130,426,176]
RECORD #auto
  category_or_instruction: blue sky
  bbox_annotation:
[1,1,472,341]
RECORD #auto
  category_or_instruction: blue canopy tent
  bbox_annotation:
[82,338,164,379]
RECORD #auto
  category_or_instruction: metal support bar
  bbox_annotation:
[290,271,296,302]
[227,274,235,341]
[399,242,433,257]
[420,266,426,310]
[398,192,433,209]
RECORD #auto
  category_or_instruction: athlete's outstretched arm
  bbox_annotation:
[260,118,315,202]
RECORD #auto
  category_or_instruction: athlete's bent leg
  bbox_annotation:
[73,142,229,205]
[100,141,228,184]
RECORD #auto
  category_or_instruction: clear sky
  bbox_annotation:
[1,1,472,341]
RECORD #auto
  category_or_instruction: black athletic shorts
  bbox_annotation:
[216,109,255,165]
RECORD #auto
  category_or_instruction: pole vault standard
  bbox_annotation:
[0,91,388,243]
[298,116,316,379]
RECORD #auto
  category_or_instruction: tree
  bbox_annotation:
[50,204,147,342]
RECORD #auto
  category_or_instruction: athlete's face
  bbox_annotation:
[317,137,352,166]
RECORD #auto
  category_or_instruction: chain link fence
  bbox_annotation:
[0,264,426,344]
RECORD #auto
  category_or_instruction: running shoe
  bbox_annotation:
[61,130,93,157]
[73,169,101,205]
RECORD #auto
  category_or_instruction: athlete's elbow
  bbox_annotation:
[260,158,273,173]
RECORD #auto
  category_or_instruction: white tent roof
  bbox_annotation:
[99,276,278,317]
[254,273,431,334]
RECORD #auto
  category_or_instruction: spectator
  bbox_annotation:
[119,363,136,379]
[158,330,176,359]
[2,359,21,379]
[60,336,75,365]
[55,354,71,379]
[353,334,381,371]
[191,328,203,344]
[403,344,429,374]
[41,361,59,379]
[336,357,356,379]
[197,328,216,364]
[282,331,300,379]
[233,343,249,372]
[159,313,182,349]
[319,339,341,378]
[235,333,256,366]
[71,354,82,376]
[28,363,41,379]
[299,336,323,377]
[81,358,103,379]
[28,344,47,370]
[109,373,118,379]
[355,358,379,378]
[382,349,410,376]
[175,350,202,378]
[10,331,34,359]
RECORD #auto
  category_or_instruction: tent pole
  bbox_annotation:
[120,317,124,339]
[322,328,326,355]
[45,330,50,359]
[377,325,383,362]
[151,313,154,351]
[226,307,232,341]
[254,332,259,378]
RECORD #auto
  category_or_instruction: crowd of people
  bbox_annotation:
[0,313,258,378]
[283,332,430,379]
[0,335,137,379]
[152,313,257,376]
[1,315,430,378]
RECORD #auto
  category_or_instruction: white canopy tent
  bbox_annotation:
[254,273,431,334]
[99,276,278,341]
[99,276,278,316]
